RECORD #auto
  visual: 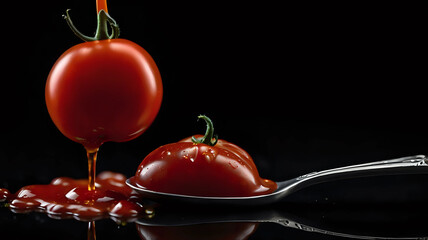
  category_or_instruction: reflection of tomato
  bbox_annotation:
[135,115,277,197]
[136,222,259,240]
[45,38,163,151]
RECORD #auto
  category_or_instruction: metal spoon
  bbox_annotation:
[126,155,428,205]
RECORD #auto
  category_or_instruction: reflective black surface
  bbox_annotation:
[1,1,427,239]
[2,199,428,239]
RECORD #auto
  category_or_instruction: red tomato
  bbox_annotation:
[135,116,277,197]
[45,39,162,151]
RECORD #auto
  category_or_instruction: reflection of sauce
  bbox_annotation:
[88,221,97,240]
[136,222,259,240]
[0,172,144,221]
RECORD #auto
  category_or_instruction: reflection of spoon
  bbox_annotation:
[136,205,428,240]
[127,155,428,205]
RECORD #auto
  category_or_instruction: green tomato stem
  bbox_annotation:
[63,9,120,42]
[192,115,218,146]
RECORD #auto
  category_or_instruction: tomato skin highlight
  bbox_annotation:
[135,135,277,197]
[46,39,163,151]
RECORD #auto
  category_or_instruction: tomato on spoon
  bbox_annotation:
[135,115,277,197]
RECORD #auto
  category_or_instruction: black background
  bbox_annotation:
[0,1,427,239]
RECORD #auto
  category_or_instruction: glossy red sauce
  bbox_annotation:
[135,136,277,197]
[0,172,145,221]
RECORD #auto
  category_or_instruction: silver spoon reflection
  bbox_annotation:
[126,155,428,205]
[136,205,428,240]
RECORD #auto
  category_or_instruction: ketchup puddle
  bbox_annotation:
[0,172,261,240]
[0,171,151,222]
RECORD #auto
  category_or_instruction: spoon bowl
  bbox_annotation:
[126,155,428,205]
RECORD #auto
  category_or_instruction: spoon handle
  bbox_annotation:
[282,155,428,195]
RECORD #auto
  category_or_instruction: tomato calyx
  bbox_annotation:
[191,115,218,146]
[63,9,120,42]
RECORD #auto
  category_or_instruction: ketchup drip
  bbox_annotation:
[87,149,98,191]
[0,172,147,221]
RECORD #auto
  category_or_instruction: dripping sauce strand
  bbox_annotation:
[87,0,108,192]
[96,0,108,14]
[87,149,98,191]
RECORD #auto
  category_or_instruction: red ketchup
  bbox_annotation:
[135,116,277,197]
[1,172,145,221]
